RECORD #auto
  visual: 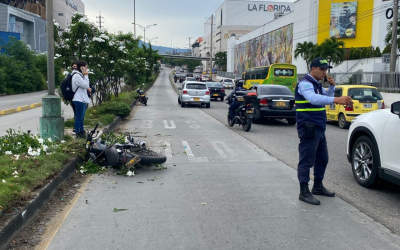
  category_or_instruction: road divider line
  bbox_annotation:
[30,103,42,108]
[17,105,31,112]
[0,108,17,115]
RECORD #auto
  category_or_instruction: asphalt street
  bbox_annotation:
[45,67,400,250]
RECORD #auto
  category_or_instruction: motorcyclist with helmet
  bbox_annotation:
[227,79,245,120]
[174,74,178,83]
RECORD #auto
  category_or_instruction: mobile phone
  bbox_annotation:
[324,76,328,82]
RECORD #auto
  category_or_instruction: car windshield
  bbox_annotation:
[186,83,207,90]
[186,77,196,81]
[224,79,232,82]
[260,86,293,96]
[207,82,223,87]
[348,88,383,100]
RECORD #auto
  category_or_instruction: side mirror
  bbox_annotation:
[177,87,182,90]
[390,101,400,117]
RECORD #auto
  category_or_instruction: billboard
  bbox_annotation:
[330,2,358,38]
[233,23,293,75]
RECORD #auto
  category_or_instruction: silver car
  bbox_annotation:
[178,81,211,108]
[220,78,234,89]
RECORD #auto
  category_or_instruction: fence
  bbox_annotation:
[217,71,237,79]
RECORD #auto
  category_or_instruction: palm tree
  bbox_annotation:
[383,16,400,54]
[314,37,345,66]
[294,41,316,72]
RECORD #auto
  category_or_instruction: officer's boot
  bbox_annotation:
[299,183,320,205]
[312,178,335,197]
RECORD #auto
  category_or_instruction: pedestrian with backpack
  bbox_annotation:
[71,60,91,138]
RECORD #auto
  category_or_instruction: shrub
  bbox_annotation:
[103,102,131,117]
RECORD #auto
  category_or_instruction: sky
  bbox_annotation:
[83,0,295,49]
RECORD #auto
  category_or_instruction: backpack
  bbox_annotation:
[60,73,79,101]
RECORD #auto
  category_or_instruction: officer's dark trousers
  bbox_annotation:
[297,128,329,183]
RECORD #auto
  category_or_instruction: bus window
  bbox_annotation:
[256,73,261,79]
[262,67,269,79]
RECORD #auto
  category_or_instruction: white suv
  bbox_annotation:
[347,101,400,187]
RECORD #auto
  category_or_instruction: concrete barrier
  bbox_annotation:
[16,105,31,112]
[30,103,42,108]
[0,108,17,115]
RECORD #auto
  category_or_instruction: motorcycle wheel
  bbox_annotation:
[227,114,235,127]
[134,149,167,165]
[242,114,252,132]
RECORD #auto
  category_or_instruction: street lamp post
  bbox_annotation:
[132,23,157,46]
[145,37,158,44]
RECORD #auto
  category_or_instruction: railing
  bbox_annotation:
[298,72,400,93]
[339,59,362,82]
[217,71,236,79]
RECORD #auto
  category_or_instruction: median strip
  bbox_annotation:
[17,105,31,112]
[0,108,17,115]
[30,103,42,108]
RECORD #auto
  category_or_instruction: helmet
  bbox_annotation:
[235,80,244,88]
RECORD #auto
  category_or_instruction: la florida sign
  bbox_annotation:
[248,4,292,13]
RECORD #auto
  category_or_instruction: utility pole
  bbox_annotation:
[187,37,193,55]
[209,15,213,78]
[96,11,104,29]
[134,0,136,39]
[40,0,64,141]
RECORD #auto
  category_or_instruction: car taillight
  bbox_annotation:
[260,98,268,106]
[221,89,225,92]
[206,91,210,95]
[381,101,385,109]
[345,104,354,111]
[183,90,188,94]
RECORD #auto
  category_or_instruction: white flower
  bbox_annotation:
[14,175,19,178]
[61,140,66,143]
[48,138,52,143]
[54,22,60,28]
[63,71,69,76]
[13,155,20,160]
[78,17,87,23]
[89,55,93,58]
[55,54,61,57]
[42,145,48,152]
[98,64,101,67]
[93,37,105,42]
[5,151,12,155]
[101,167,106,170]
[12,171,18,175]
[80,170,85,174]
[110,60,114,63]
[2,179,6,183]
[126,171,134,177]
[17,142,21,145]
[38,138,44,144]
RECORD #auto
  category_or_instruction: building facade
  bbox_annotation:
[54,0,85,32]
[198,0,294,70]
[0,3,47,52]
[227,0,393,75]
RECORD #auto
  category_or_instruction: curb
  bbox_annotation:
[169,76,179,94]
[0,157,83,250]
[0,109,17,115]
[0,73,161,249]
[16,105,31,112]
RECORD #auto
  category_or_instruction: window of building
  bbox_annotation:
[58,13,64,16]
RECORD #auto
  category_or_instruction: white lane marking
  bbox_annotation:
[185,121,200,129]
[141,120,153,128]
[163,120,176,129]
[210,141,236,159]
[182,140,209,163]
[159,141,172,159]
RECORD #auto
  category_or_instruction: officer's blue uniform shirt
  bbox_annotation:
[298,74,335,105]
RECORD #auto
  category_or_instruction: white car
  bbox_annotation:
[220,78,234,89]
[347,101,400,187]
[178,81,211,108]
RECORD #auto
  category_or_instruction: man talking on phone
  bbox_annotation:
[295,57,353,205]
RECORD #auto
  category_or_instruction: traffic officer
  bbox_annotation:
[295,57,353,205]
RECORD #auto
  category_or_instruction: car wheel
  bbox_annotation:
[287,118,296,125]
[181,102,185,107]
[351,135,380,188]
[206,103,210,108]
[338,113,350,129]
[178,97,181,104]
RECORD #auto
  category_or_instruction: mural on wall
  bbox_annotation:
[233,23,293,75]
[330,1,357,38]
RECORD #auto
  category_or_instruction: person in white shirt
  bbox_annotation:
[71,60,91,138]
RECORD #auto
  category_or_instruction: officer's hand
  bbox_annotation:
[334,96,353,105]
[327,76,335,86]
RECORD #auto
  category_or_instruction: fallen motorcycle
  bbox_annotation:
[227,92,257,132]
[86,124,167,169]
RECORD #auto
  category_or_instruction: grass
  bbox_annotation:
[0,137,86,213]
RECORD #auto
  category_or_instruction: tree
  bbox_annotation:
[383,15,400,54]
[373,47,382,57]
[313,37,345,66]
[294,41,316,72]
[214,51,227,71]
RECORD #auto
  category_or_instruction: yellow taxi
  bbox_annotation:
[326,85,385,129]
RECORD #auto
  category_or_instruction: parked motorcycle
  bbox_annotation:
[86,124,167,169]
[136,84,148,106]
[227,92,257,132]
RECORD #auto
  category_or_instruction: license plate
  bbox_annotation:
[363,103,372,108]
[246,110,253,113]
[194,98,200,101]
[213,94,218,96]
[237,97,244,101]
[276,101,286,107]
